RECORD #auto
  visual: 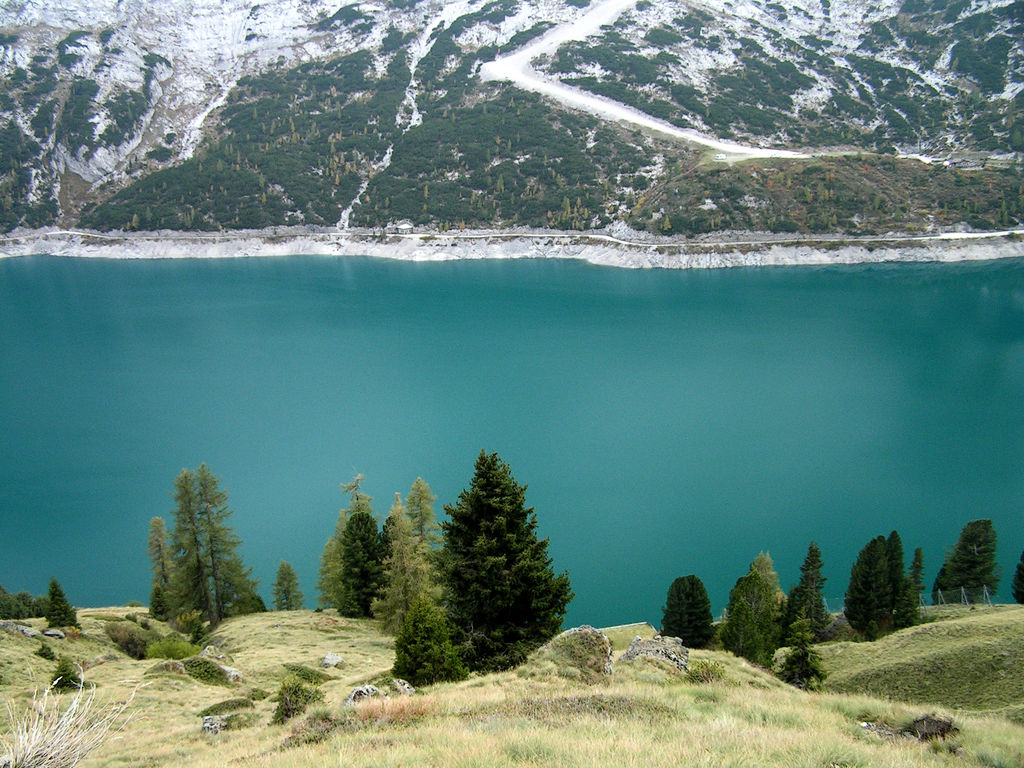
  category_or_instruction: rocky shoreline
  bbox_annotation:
[1,226,1022,269]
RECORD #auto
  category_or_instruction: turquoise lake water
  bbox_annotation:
[1,254,1022,627]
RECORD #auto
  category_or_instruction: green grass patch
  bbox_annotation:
[820,605,1024,720]
[601,622,657,653]
[198,697,254,717]
[182,656,232,686]
[281,662,332,684]
[147,637,200,660]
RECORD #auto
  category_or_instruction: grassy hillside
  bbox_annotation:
[820,604,1024,724]
[2,606,1023,768]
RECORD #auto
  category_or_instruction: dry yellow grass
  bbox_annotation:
[2,607,1023,768]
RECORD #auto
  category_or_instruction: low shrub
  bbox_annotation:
[284,708,343,747]
[146,637,200,660]
[247,687,270,701]
[686,659,726,684]
[272,674,325,724]
[222,712,259,730]
[51,657,82,691]
[182,657,231,686]
[35,641,56,660]
[199,698,254,717]
[281,663,331,684]
[104,621,160,660]
[173,610,209,646]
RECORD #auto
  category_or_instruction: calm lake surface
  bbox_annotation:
[2,254,1023,627]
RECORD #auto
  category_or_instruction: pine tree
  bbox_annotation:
[935,520,1000,601]
[147,517,172,620]
[885,531,918,629]
[169,467,215,622]
[720,555,783,666]
[909,547,925,597]
[406,477,440,548]
[392,595,466,687]
[339,497,383,618]
[51,656,82,691]
[892,573,920,629]
[441,451,573,672]
[272,561,304,611]
[373,493,440,634]
[45,577,78,629]
[845,536,891,636]
[661,575,714,648]
[149,583,168,621]
[167,464,259,625]
[318,475,373,610]
[784,542,830,638]
[1012,549,1024,604]
[885,531,905,615]
[317,516,346,609]
[777,610,826,690]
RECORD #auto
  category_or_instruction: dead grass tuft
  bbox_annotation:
[352,695,434,726]
[1,683,136,768]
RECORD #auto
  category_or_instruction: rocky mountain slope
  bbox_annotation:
[0,0,1021,235]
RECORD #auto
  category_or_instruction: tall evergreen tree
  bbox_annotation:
[931,561,950,604]
[909,547,925,598]
[169,467,215,622]
[406,477,440,548]
[45,577,78,629]
[1012,548,1024,604]
[392,594,466,687]
[373,493,441,634]
[147,516,173,620]
[338,493,384,618]
[441,450,573,672]
[661,574,714,648]
[272,561,304,611]
[885,531,918,629]
[167,464,259,625]
[778,609,826,690]
[784,542,830,639]
[720,555,783,666]
[933,520,1000,602]
[317,475,370,610]
[317,516,346,609]
[845,536,891,637]
[884,531,905,614]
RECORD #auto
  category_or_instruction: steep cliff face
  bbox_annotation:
[0,0,1020,233]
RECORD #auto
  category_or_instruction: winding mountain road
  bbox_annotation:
[479,0,807,160]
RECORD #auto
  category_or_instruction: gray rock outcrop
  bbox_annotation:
[619,635,689,672]
[202,715,226,734]
[199,645,229,661]
[42,628,65,639]
[542,625,614,677]
[321,652,344,668]
[0,621,40,638]
[222,666,243,683]
[345,684,385,706]
[389,678,415,696]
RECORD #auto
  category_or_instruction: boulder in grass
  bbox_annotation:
[535,625,614,682]
[389,678,415,696]
[202,715,225,735]
[0,621,40,638]
[321,652,344,668]
[345,684,385,706]
[908,714,958,741]
[620,635,689,672]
